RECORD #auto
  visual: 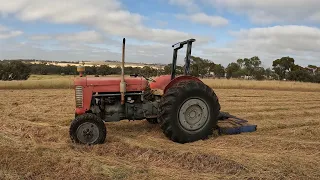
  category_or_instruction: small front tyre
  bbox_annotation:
[69,113,107,145]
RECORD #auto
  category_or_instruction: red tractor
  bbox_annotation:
[69,38,256,145]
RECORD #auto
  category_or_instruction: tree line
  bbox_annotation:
[0,60,163,80]
[0,56,319,83]
[225,56,320,83]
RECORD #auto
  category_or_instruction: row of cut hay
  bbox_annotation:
[201,78,320,92]
[1,76,320,91]
[0,79,74,89]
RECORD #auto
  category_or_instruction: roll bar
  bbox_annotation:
[171,38,195,80]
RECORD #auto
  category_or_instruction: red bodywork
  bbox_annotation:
[149,75,171,90]
[74,76,148,114]
[75,75,202,115]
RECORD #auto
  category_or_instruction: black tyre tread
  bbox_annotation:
[146,118,158,124]
[69,113,107,145]
[158,80,220,143]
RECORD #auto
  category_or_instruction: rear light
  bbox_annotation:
[75,86,83,108]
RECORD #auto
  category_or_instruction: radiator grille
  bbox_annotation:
[75,86,83,108]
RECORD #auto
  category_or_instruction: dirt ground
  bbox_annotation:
[0,89,319,180]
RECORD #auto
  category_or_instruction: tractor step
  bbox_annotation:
[217,112,257,135]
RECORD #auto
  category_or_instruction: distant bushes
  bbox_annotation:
[1,58,320,85]
[28,63,160,77]
[0,61,31,81]
[0,60,163,81]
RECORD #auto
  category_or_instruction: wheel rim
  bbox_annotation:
[76,122,100,144]
[178,98,210,132]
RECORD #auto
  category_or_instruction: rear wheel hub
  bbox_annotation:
[178,98,209,132]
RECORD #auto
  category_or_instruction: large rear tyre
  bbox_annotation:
[158,80,220,143]
[69,113,107,145]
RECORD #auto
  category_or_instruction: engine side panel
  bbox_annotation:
[84,91,160,122]
[74,77,149,115]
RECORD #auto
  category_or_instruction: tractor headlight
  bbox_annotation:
[75,86,83,108]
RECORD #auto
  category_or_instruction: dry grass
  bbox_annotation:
[1,75,320,92]
[0,88,319,180]
[202,78,320,92]
[0,75,132,89]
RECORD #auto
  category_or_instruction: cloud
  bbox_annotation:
[0,24,9,31]
[1,33,191,65]
[29,35,52,41]
[28,31,108,43]
[155,20,168,28]
[0,24,23,39]
[0,31,23,39]
[176,13,229,27]
[55,31,107,43]
[0,0,210,44]
[3,25,320,67]
[1,0,320,67]
[168,0,200,12]
[0,39,121,61]
[204,0,320,24]
[200,25,320,67]
[229,25,320,53]
[308,12,320,22]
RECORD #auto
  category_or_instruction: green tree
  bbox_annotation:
[98,65,112,76]
[176,65,184,75]
[213,64,225,78]
[163,63,190,76]
[189,56,214,77]
[226,62,241,79]
[272,56,295,80]
[141,66,157,77]
[190,63,199,77]
[287,68,313,82]
[0,61,31,80]
[308,65,317,69]
[208,62,215,73]
[314,73,320,83]
[236,59,244,68]
[307,65,318,75]
[110,66,121,75]
[234,69,246,78]
[265,68,272,79]
[243,56,261,76]
[253,67,265,80]
[164,63,172,74]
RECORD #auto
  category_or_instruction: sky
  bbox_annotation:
[0,0,320,67]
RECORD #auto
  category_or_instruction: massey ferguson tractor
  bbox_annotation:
[69,38,256,145]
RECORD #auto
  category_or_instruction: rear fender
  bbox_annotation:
[164,75,202,94]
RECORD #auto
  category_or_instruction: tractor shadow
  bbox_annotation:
[105,119,220,142]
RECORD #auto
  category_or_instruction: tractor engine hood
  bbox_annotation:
[74,76,148,91]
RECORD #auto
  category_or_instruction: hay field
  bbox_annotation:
[1,75,320,92]
[0,87,320,179]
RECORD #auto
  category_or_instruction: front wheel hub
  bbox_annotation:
[178,98,209,132]
[76,122,100,144]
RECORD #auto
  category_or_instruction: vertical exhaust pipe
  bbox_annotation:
[120,38,126,104]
